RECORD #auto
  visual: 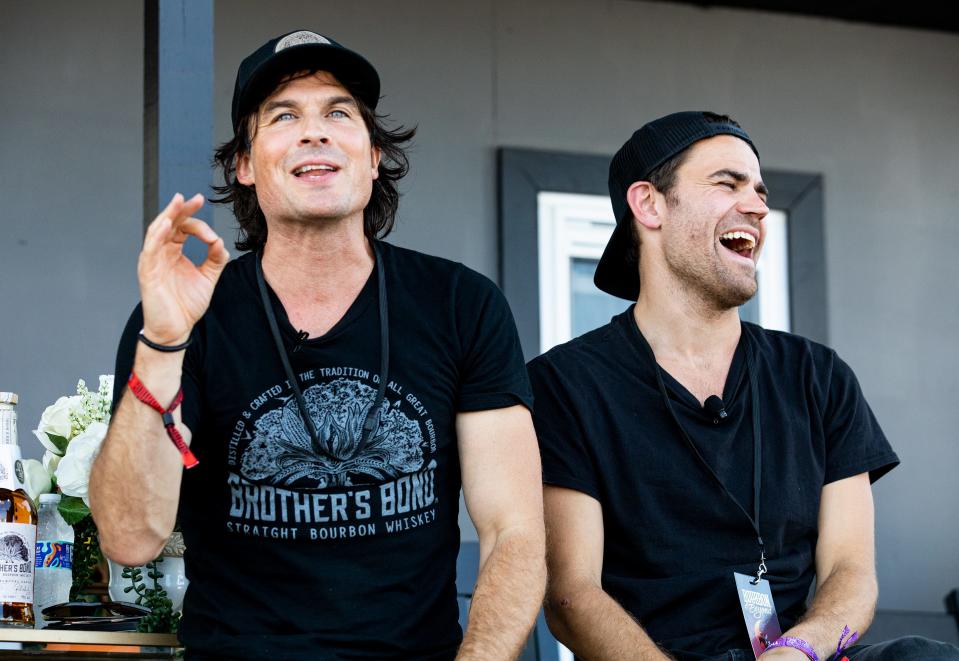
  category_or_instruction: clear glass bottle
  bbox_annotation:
[0,391,37,628]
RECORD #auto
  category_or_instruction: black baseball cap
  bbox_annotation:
[595,111,759,300]
[231,30,380,132]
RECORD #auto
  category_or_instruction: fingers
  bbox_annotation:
[166,194,205,239]
[176,218,230,265]
[200,236,231,279]
[140,193,230,279]
[174,217,220,246]
[143,193,205,253]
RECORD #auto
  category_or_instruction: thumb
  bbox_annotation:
[199,236,230,280]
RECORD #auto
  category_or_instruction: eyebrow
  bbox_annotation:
[326,95,359,109]
[708,169,769,197]
[261,99,298,115]
[261,95,359,116]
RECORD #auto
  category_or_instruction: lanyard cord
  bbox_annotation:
[251,241,390,489]
[639,327,766,580]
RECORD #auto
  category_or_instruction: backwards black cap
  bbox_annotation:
[231,30,380,133]
[595,111,759,301]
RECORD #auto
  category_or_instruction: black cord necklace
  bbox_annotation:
[636,320,767,583]
[248,241,390,488]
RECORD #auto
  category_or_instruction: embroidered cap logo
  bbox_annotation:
[275,31,331,52]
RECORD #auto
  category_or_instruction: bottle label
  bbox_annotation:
[0,444,25,491]
[0,409,16,445]
[0,522,36,604]
[35,541,73,571]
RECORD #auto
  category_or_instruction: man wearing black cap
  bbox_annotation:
[528,112,957,659]
[90,30,545,660]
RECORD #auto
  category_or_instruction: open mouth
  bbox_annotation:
[292,163,339,178]
[719,231,756,259]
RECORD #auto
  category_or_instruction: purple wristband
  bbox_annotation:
[765,636,820,661]
[836,625,860,657]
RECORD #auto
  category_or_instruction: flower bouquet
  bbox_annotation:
[26,375,113,600]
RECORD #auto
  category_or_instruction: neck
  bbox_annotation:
[633,274,742,365]
[259,215,376,338]
[260,215,374,300]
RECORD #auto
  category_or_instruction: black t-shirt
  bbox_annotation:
[527,308,898,661]
[112,242,532,660]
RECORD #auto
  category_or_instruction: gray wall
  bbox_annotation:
[3,0,956,613]
[1,2,144,444]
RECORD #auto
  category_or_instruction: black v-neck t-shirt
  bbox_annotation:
[528,308,898,660]
[113,242,532,660]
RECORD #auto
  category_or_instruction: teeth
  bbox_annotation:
[720,231,756,248]
[294,164,336,174]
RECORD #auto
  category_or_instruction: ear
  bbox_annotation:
[626,181,662,230]
[236,151,255,186]
[370,145,381,181]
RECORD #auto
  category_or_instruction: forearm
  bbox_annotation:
[89,347,188,565]
[457,525,547,660]
[767,563,877,661]
[545,583,672,661]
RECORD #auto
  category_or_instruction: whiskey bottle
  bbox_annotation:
[0,391,37,628]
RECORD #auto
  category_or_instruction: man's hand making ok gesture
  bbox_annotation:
[138,193,230,346]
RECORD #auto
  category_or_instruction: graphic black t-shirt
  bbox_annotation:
[527,308,899,661]
[112,242,532,660]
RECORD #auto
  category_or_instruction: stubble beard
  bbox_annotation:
[662,208,759,313]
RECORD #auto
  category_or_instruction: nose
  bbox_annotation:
[299,111,330,145]
[738,188,769,220]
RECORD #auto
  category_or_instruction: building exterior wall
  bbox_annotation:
[3,0,956,612]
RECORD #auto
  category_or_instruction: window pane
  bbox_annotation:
[570,258,626,337]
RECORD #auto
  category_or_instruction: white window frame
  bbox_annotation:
[537,191,617,353]
[756,208,791,332]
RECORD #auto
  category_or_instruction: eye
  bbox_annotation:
[719,181,737,189]
[329,109,350,119]
[272,111,296,122]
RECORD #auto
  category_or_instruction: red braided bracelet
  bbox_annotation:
[128,372,199,469]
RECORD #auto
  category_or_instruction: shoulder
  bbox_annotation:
[380,241,502,300]
[744,324,861,402]
[745,323,839,368]
[528,313,630,381]
[205,252,259,306]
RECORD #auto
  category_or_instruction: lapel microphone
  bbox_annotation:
[292,329,309,353]
[704,395,728,424]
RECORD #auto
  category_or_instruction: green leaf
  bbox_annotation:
[45,433,70,454]
[58,495,91,525]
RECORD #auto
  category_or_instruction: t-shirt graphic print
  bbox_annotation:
[226,371,439,542]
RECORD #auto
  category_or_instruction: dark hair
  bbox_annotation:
[212,73,416,252]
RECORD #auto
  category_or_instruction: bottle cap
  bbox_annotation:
[0,392,18,405]
[40,493,62,504]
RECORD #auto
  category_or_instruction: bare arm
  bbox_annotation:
[760,473,877,660]
[544,486,673,660]
[89,193,229,566]
[455,405,546,660]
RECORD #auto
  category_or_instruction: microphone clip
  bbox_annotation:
[292,329,309,353]
[704,395,728,424]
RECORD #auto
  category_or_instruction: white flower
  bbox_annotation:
[32,395,81,454]
[22,459,53,502]
[42,450,62,474]
[55,421,108,507]
[98,374,115,397]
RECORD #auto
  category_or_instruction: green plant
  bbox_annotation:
[121,557,181,634]
[69,514,102,601]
